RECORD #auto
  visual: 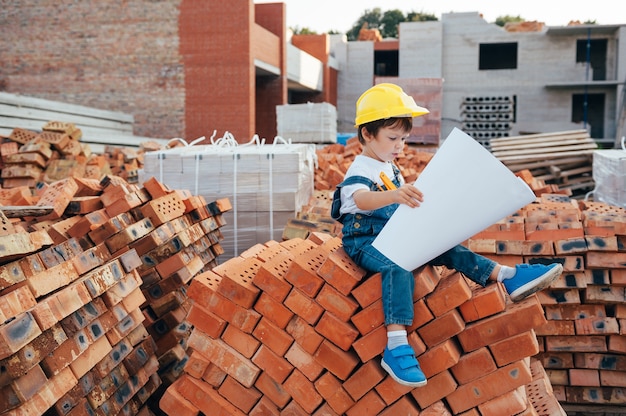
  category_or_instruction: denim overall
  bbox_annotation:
[332,171,497,326]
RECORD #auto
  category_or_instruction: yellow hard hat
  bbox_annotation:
[354,83,429,126]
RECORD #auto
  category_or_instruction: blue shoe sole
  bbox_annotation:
[381,357,428,388]
[508,264,563,302]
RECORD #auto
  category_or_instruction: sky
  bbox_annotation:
[255,0,622,34]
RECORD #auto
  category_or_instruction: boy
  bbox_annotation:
[332,83,562,387]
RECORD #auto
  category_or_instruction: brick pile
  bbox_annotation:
[0,170,232,415]
[0,122,155,188]
[469,195,626,412]
[159,230,566,415]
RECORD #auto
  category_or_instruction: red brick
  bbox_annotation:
[352,325,386,363]
[450,347,497,385]
[187,331,260,388]
[11,364,47,402]
[425,271,472,316]
[158,385,199,416]
[280,399,308,415]
[70,335,113,379]
[345,389,386,416]
[600,370,626,387]
[569,368,600,386]
[350,300,384,336]
[0,312,42,361]
[254,371,291,409]
[253,291,294,329]
[378,395,420,415]
[218,375,262,414]
[139,191,186,226]
[418,338,462,378]
[315,311,359,351]
[283,369,323,414]
[206,291,261,334]
[251,344,293,384]
[202,363,227,388]
[314,371,355,414]
[418,309,465,348]
[184,351,211,379]
[477,386,528,416]
[458,282,507,322]
[175,373,246,415]
[350,272,381,308]
[0,283,35,324]
[489,330,540,367]
[317,247,366,295]
[252,250,294,302]
[284,246,327,297]
[406,299,435,332]
[284,288,323,325]
[457,296,547,352]
[343,359,386,401]
[27,260,79,299]
[545,335,607,352]
[285,316,324,355]
[186,302,226,339]
[413,266,440,300]
[284,342,324,381]
[222,324,261,358]
[411,369,458,409]
[314,340,360,381]
[609,335,626,353]
[544,303,606,320]
[252,317,293,356]
[249,396,280,416]
[374,375,415,405]
[213,257,262,309]
[534,319,576,336]
[315,283,359,322]
[446,360,533,414]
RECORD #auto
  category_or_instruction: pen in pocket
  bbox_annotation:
[379,171,397,190]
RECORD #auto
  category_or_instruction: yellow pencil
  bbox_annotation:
[379,171,397,190]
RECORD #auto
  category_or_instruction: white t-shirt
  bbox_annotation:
[339,155,403,217]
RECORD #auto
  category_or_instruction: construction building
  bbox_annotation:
[1,2,624,148]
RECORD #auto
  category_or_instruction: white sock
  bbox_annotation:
[387,329,408,350]
[497,266,516,282]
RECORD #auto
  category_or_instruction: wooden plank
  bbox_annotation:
[489,129,589,144]
[497,149,597,162]
[490,137,596,152]
[492,143,598,158]
[0,92,133,123]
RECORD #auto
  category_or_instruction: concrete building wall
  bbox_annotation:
[399,21,443,79]
[335,41,374,133]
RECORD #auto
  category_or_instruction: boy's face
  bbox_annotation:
[362,124,409,163]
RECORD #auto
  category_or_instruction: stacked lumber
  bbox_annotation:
[0,174,232,415]
[159,229,566,415]
[0,123,156,186]
[468,195,626,414]
[489,130,598,195]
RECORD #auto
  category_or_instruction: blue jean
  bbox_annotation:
[342,212,497,326]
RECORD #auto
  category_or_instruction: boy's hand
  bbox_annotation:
[394,184,423,208]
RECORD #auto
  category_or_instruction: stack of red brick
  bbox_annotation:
[469,195,626,411]
[0,122,151,187]
[160,230,566,415]
[0,174,231,415]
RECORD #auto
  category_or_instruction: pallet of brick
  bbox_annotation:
[139,136,316,260]
[0,175,232,415]
[159,231,565,415]
[276,102,337,144]
[530,198,626,413]
[467,195,626,413]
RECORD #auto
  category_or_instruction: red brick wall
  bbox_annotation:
[0,0,185,139]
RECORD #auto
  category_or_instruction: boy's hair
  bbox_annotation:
[357,117,413,144]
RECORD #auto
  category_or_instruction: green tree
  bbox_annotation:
[291,26,318,35]
[346,8,438,41]
[494,15,524,27]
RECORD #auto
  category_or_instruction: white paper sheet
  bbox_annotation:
[372,128,536,271]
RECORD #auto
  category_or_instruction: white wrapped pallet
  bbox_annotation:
[276,102,337,144]
[139,135,316,260]
[592,149,626,208]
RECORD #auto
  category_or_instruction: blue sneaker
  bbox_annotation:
[381,345,427,388]
[503,263,563,302]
